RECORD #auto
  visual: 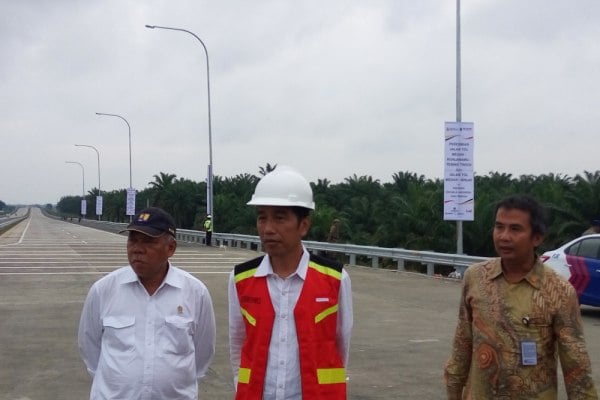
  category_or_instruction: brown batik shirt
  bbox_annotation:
[444,258,597,399]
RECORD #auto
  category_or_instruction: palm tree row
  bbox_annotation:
[56,168,600,257]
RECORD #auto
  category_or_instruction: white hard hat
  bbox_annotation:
[247,166,315,210]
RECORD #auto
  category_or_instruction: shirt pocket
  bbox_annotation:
[102,315,136,353]
[514,314,553,358]
[161,315,194,355]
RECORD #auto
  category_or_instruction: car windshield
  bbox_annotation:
[566,237,600,260]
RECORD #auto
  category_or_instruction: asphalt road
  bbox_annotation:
[1,208,599,399]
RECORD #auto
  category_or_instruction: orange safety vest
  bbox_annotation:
[233,253,347,400]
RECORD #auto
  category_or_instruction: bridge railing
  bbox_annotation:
[0,209,30,232]
[58,218,488,277]
[209,231,487,276]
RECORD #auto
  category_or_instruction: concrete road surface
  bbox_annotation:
[1,208,600,399]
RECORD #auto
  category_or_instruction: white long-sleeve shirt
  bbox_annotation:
[228,248,353,400]
[78,263,216,400]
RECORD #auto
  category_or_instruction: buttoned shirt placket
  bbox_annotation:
[141,283,161,400]
[274,275,291,399]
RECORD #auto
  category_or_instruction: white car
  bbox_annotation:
[541,233,600,307]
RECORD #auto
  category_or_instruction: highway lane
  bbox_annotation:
[1,208,600,399]
[0,208,245,276]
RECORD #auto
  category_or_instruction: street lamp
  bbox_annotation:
[65,161,86,218]
[95,112,135,221]
[456,0,463,254]
[145,24,214,225]
[75,144,102,220]
[95,112,132,189]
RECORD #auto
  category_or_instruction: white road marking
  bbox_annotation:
[18,217,32,244]
[0,261,239,265]
[0,265,232,269]
[0,271,230,275]
[0,211,250,278]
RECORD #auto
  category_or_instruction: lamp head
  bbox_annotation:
[145,25,156,29]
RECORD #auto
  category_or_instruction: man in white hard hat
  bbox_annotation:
[228,166,353,400]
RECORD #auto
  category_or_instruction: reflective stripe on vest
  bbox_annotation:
[240,307,256,326]
[317,368,346,384]
[308,262,342,280]
[238,367,251,384]
[315,304,338,323]
[235,267,258,283]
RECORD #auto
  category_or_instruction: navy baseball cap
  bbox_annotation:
[120,207,176,237]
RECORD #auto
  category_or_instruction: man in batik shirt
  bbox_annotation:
[445,194,597,399]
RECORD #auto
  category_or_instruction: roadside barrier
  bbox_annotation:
[50,217,489,278]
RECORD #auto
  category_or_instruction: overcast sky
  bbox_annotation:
[2,1,600,205]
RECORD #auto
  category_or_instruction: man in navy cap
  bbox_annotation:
[78,207,216,400]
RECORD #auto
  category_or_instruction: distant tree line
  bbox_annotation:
[56,168,600,257]
[0,200,17,215]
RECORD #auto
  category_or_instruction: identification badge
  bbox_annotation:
[521,341,537,365]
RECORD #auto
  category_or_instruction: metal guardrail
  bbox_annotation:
[0,213,29,231]
[0,217,26,230]
[50,217,489,278]
[209,232,487,276]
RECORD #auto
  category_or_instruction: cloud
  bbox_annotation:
[1,0,599,204]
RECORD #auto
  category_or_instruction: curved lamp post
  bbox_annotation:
[75,144,102,220]
[95,112,132,189]
[66,161,86,218]
[145,24,214,226]
[95,112,135,221]
[65,161,85,196]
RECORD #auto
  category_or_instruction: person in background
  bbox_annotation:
[326,218,342,261]
[444,194,597,399]
[228,166,353,399]
[204,214,213,246]
[581,219,600,236]
[78,207,216,400]
[327,218,341,243]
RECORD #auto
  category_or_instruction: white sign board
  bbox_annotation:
[80,199,87,216]
[443,122,474,221]
[126,188,136,216]
[96,195,103,216]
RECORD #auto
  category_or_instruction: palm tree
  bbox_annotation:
[149,172,177,189]
[258,163,277,176]
[556,171,600,240]
[148,172,177,207]
[164,178,201,228]
[212,174,259,234]
[391,171,426,193]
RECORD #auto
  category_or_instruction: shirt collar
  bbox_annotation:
[487,257,544,289]
[523,258,544,289]
[119,262,183,288]
[255,246,310,280]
